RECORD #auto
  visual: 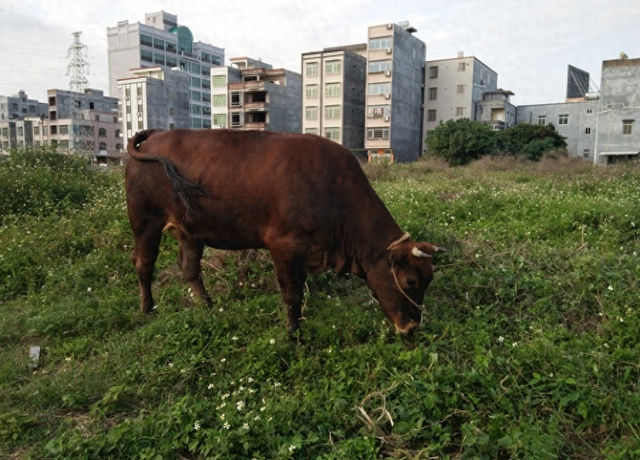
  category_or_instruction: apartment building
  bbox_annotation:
[365,22,426,163]
[210,57,301,133]
[0,90,47,122]
[594,57,640,164]
[301,44,367,149]
[117,66,190,145]
[1,88,121,160]
[424,54,499,136]
[475,89,517,130]
[107,11,224,129]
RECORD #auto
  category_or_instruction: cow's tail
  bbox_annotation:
[127,129,209,219]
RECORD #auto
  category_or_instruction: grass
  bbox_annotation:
[1,150,640,459]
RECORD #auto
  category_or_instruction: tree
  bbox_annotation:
[501,123,567,161]
[426,119,498,166]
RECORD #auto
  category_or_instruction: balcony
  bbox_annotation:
[244,122,267,130]
[244,102,269,111]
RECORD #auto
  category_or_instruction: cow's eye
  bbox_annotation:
[407,278,417,289]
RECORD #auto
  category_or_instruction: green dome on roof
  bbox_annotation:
[169,26,193,55]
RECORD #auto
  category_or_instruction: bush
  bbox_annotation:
[426,118,498,166]
[502,123,567,160]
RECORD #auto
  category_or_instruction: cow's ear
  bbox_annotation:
[388,249,408,267]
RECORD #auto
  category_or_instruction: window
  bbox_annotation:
[456,85,465,94]
[50,125,57,135]
[166,42,177,54]
[191,105,201,115]
[166,56,177,67]
[202,106,211,116]
[369,37,392,50]
[366,128,389,139]
[456,107,464,116]
[231,112,242,127]
[325,105,340,119]
[587,109,593,114]
[201,52,211,63]
[43,127,47,135]
[169,123,175,130]
[1,127,7,138]
[537,116,546,125]
[140,33,152,47]
[34,126,39,135]
[428,88,437,100]
[369,60,392,73]
[367,105,390,118]
[212,55,221,66]
[141,49,153,62]
[213,94,226,106]
[50,111,57,120]
[95,114,100,121]
[154,53,165,65]
[168,91,174,99]
[191,91,202,102]
[305,128,318,135]
[585,127,591,135]
[18,127,23,136]
[191,77,201,88]
[49,96,56,106]
[99,142,107,150]
[325,83,341,97]
[325,60,341,74]
[153,38,164,50]
[368,82,390,95]
[213,114,226,127]
[169,107,175,116]
[458,62,466,71]
[324,127,340,141]
[115,129,121,137]
[306,106,318,120]
[55,124,66,134]
[190,62,201,74]
[98,128,106,137]
[202,67,211,77]
[116,143,122,150]
[583,149,590,158]
[231,92,241,107]
[203,121,211,129]
[558,114,569,125]
[190,118,202,128]
[306,62,318,77]
[212,75,226,87]
[427,110,436,122]
[623,120,633,135]
[306,84,318,98]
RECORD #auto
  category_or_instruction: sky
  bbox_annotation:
[0,0,639,107]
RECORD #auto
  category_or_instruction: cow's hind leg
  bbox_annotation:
[269,244,308,340]
[131,225,164,314]
[177,239,212,307]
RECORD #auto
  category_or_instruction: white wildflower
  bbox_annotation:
[193,421,200,431]
[269,339,275,345]
[208,383,214,390]
[243,423,250,430]
[289,445,296,452]
[498,336,504,343]
[223,421,230,429]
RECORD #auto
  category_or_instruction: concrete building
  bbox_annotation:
[116,66,190,145]
[365,22,426,163]
[1,88,122,161]
[301,44,367,150]
[515,98,599,160]
[107,11,224,129]
[594,57,640,164]
[0,90,47,122]
[475,89,517,130]
[424,54,499,137]
[210,57,302,133]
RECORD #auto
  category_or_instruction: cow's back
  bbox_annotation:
[126,129,375,250]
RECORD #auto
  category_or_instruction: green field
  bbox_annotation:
[1,151,639,459]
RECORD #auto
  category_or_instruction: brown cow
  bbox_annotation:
[125,129,445,337]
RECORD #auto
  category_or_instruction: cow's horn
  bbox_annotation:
[433,245,448,252]
[411,247,432,258]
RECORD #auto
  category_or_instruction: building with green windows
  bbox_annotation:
[107,11,225,130]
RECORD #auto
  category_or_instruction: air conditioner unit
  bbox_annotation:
[385,70,392,77]
[384,93,391,99]
[385,48,392,54]
[384,115,390,122]
[386,23,393,29]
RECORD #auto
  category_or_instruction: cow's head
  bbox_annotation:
[368,237,446,334]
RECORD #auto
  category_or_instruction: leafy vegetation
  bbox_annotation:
[1,150,640,459]
[426,119,568,165]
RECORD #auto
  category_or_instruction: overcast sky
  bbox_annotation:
[0,0,638,106]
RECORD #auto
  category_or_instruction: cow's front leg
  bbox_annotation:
[178,239,212,307]
[269,247,307,340]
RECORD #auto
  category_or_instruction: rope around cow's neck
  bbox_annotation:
[390,262,427,317]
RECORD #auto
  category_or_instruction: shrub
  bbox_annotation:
[502,123,567,160]
[425,118,498,166]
